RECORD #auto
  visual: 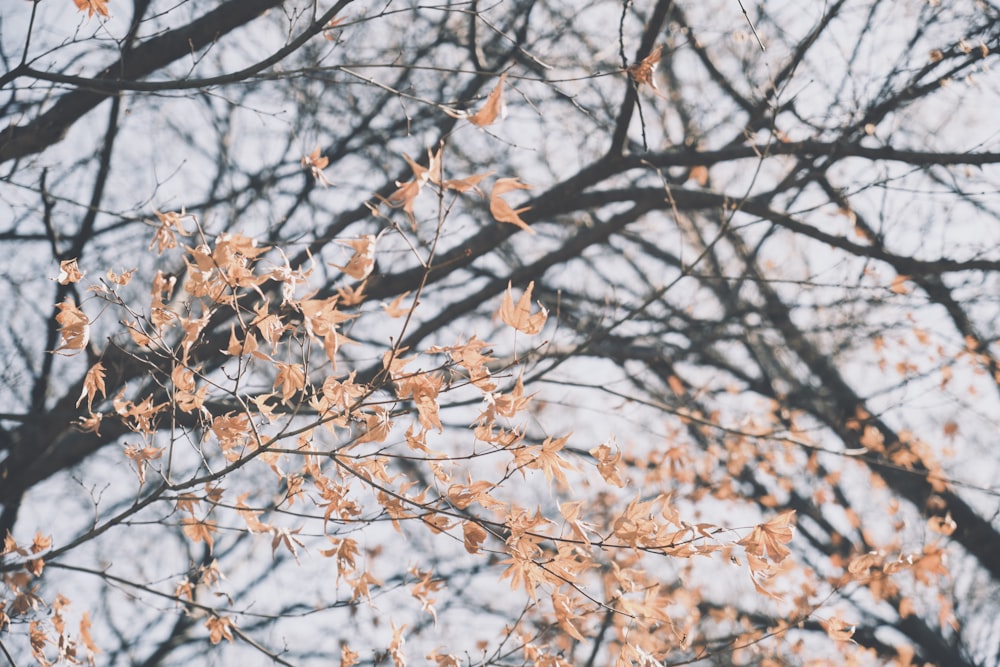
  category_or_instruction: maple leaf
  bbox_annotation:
[467,73,508,126]
[73,0,110,18]
[385,148,441,225]
[270,526,306,563]
[738,510,795,563]
[529,434,574,487]
[382,291,412,318]
[551,590,586,641]
[333,235,376,280]
[76,362,107,411]
[181,517,216,552]
[273,362,306,403]
[341,644,361,667]
[490,177,534,233]
[627,45,663,90]
[235,493,270,533]
[443,171,492,193]
[54,299,90,355]
[302,146,333,187]
[124,444,163,485]
[590,442,626,487]
[388,622,407,667]
[462,520,488,554]
[499,281,548,334]
[205,615,235,644]
[55,258,85,285]
[445,73,508,126]
[149,208,191,254]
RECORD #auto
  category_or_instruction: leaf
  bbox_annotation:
[181,517,216,552]
[467,73,507,127]
[124,444,163,485]
[499,281,548,334]
[738,511,795,563]
[54,299,90,355]
[77,362,107,411]
[302,146,333,187]
[890,275,912,294]
[382,291,412,318]
[205,615,235,644]
[462,521,488,554]
[273,362,306,402]
[928,512,956,536]
[80,612,100,655]
[688,165,709,186]
[489,177,534,234]
[627,45,663,89]
[270,527,306,563]
[55,258,85,285]
[73,0,110,18]
[333,235,376,280]
[822,615,856,642]
[445,74,508,127]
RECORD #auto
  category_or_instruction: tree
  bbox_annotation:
[2,0,999,664]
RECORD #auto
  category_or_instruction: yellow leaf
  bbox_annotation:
[499,281,548,334]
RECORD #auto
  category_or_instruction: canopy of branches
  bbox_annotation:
[1,1,999,666]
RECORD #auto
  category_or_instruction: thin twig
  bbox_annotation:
[737,0,765,50]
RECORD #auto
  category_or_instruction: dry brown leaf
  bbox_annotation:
[490,177,534,234]
[55,258,85,285]
[54,299,90,355]
[627,45,662,89]
[446,74,508,126]
[302,146,333,187]
[738,510,795,563]
[77,362,107,411]
[333,235,377,280]
[498,281,548,334]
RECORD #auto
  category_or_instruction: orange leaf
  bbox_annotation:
[499,281,548,334]
[73,0,110,18]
